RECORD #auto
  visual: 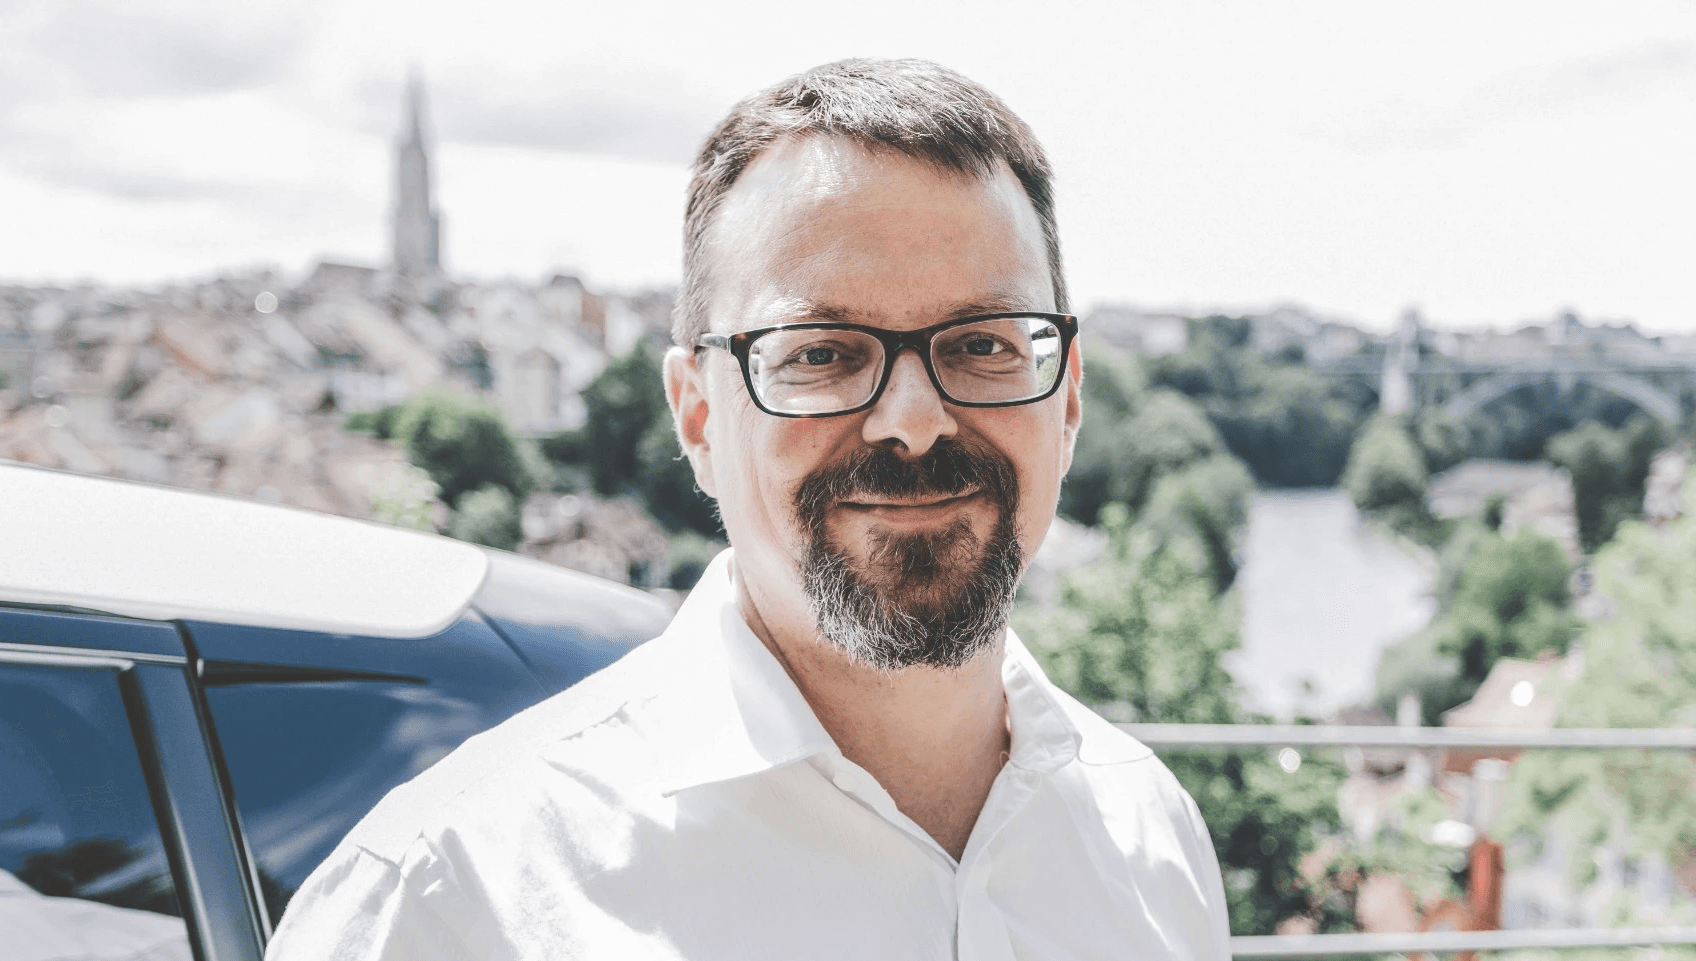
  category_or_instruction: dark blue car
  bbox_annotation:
[0,462,672,960]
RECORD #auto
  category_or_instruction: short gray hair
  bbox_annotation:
[674,58,1068,346]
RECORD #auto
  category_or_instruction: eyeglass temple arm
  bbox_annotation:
[695,333,732,352]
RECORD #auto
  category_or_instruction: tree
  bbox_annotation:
[1376,524,1575,722]
[539,340,720,539]
[635,419,720,537]
[390,390,535,509]
[576,341,668,496]
[1139,454,1256,594]
[1496,469,1696,920]
[1209,366,1363,488]
[1143,316,1374,488]
[1016,504,1344,936]
[446,484,522,551]
[1545,415,1668,552]
[1342,416,1428,514]
[1435,529,1574,681]
[343,404,403,441]
[1061,370,1226,526]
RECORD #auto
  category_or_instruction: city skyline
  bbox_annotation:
[1,0,1691,333]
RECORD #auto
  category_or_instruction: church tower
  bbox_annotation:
[392,73,442,278]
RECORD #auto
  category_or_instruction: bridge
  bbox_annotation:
[1317,350,1696,424]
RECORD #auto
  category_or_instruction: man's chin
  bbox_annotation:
[833,515,986,588]
[802,513,1025,673]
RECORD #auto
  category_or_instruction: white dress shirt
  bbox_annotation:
[1,869,193,961]
[266,550,1231,960]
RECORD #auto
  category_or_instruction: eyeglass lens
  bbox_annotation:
[744,317,1064,415]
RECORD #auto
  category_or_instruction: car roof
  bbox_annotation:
[1,461,489,638]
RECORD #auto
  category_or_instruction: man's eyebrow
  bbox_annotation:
[943,293,1041,317]
[786,294,1042,324]
[790,303,855,323]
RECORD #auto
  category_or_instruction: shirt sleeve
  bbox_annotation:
[1178,787,1234,960]
[265,844,471,961]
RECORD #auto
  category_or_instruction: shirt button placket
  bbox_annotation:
[955,851,1016,961]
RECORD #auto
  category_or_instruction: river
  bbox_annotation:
[1231,489,1437,721]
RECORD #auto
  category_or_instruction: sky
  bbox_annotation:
[1,0,1691,333]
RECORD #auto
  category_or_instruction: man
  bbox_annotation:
[268,58,1230,960]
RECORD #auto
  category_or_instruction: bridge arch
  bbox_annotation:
[1441,369,1681,423]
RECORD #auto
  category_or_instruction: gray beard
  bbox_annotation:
[795,440,1025,673]
[803,508,1024,674]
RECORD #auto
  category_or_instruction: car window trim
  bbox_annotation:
[0,640,185,667]
[123,659,269,960]
[198,660,427,688]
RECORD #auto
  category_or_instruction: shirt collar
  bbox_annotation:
[647,550,836,796]
[1002,628,1084,774]
[647,549,1084,795]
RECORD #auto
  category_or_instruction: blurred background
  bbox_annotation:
[3,0,1694,949]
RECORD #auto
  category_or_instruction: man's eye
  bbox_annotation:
[803,346,838,365]
[963,337,1001,356]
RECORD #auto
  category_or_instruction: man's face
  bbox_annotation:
[667,134,1081,669]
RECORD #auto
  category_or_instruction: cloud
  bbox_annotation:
[350,66,722,166]
[1308,39,1696,154]
[0,1,312,105]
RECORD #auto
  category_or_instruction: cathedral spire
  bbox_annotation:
[392,70,442,278]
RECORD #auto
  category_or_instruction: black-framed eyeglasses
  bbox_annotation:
[695,312,1078,418]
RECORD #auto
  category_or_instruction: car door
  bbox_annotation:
[184,612,550,933]
[0,606,267,961]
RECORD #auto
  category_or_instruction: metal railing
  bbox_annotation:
[1116,723,1696,957]
[1121,723,1696,752]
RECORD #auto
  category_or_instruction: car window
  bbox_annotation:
[0,661,192,961]
[204,678,492,926]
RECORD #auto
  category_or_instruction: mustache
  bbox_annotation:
[794,439,1020,531]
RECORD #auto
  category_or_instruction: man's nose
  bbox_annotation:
[861,348,957,456]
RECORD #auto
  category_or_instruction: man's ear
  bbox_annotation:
[664,346,717,499]
[1059,335,1084,476]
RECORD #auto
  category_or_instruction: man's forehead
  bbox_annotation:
[704,134,1051,333]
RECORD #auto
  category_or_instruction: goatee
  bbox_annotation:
[794,439,1025,672]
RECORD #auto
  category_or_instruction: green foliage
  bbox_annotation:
[539,426,587,465]
[1139,454,1256,594]
[1375,521,1576,723]
[1497,473,1696,911]
[1342,416,1428,514]
[577,341,668,496]
[664,531,720,591]
[343,404,403,440]
[1061,349,1224,526]
[1466,380,1667,463]
[369,463,439,533]
[1208,365,1365,489]
[1411,412,1475,475]
[1017,503,1343,935]
[446,484,522,551]
[635,419,720,536]
[390,390,535,509]
[1373,629,1470,726]
[1319,787,1466,916]
[1170,750,1346,936]
[1144,316,1374,487]
[1435,528,1574,682]
[1545,415,1668,553]
[1063,386,1227,526]
[540,342,720,538]
[1021,504,1240,721]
